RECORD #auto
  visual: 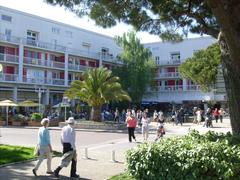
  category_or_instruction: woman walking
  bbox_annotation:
[126,112,137,142]
[32,118,53,176]
[141,113,150,141]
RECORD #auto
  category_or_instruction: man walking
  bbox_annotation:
[54,117,79,178]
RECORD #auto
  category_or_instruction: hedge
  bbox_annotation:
[126,130,240,180]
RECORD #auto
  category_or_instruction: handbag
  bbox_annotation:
[33,144,40,156]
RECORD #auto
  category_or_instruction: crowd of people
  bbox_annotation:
[32,106,226,178]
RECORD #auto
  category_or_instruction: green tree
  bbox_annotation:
[64,67,131,121]
[44,0,240,134]
[179,43,221,91]
[113,31,155,104]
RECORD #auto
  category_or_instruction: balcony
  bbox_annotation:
[0,73,18,82]
[23,77,65,86]
[22,38,66,52]
[0,33,21,44]
[0,33,118,63]
[0,53,19,63]
[23,57,65,69]
[67,48,99,60]
[156,72,180,78]
[155,59,181,66]
[68,63,89,71]
[149,85,200,92]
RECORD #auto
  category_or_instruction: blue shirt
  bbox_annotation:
[38,126,50,146]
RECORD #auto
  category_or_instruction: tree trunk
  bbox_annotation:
[90,106,101,122]
[207,0,240,134]
[221,53,240,134]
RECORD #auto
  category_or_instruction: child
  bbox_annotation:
[155,118,165,141]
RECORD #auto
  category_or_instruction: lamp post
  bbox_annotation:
[35,86,45,113]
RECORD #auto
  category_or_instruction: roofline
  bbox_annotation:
[0,5,114,40]
[144,36,216,45]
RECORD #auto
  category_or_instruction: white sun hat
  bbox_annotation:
[41,118,49,126]
[66,117,75,124]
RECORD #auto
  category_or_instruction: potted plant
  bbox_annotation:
[12,114,25,126]
[28,113,43,126]
[0,115,6,126]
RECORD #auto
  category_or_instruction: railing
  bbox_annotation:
[0,73,18,82]
[0,53,19,63]
[22,38,66,52]
[149,85,200,92]
[68,63,89,71]
[0,33,21,44]
[23,57,48,66]
[157,72,180,78]
[67,48,99,60]
[23,57,65,69]
[155,59,182,66]
[186,85,201,91]
[0,33,119,63]
[51,61,65,69]
[23,77,65,86]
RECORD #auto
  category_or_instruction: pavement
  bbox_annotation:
[0,118,232,180]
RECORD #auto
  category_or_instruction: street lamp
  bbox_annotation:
[35,86,45,113]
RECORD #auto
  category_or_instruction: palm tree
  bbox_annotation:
[65,67,131,121]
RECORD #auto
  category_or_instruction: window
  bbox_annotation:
[1,14,12,22]
[101,47,109,54]
[27,30,39,45]
[82,42,91,47]
[5,29,11,41]
[52,27,60,34]
[170,52,180,63]
[65,31,72,38]
[155,56,159,61]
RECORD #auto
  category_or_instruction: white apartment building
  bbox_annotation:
[0,6,225,108]
[0,6,121,105]
[143,37,226,105]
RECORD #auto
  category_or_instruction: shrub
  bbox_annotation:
[13,114,25,121]
[126,130,240,180]
[30,113,43,121]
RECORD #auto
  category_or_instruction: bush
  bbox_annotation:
[126,130,240,180]
[13,114,25,121]
[30,113,43,121]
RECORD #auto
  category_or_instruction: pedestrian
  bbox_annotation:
[213,108,219,123]
[136,110,142,127]
[32,118,53,176]
[153,110,158,121]
[196,108,202,124]
[219,108,224,123]
[54,117,79,178]
[114,108,120,122]
[141,112,150,141]
[126,112,137,142]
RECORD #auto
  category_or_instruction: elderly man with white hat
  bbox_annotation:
[32,118,53,176]
[54,117,79,178]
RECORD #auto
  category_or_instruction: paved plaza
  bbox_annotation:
[0,118,232,180]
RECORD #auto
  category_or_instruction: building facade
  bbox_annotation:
[143,37,226,105]
[0,6,225,109]
[0,6,120,106]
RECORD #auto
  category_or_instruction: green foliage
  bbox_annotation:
[64,67,131,120]
[179,43,221,91]
[113,31,155,104]
[126,130,240,180]
[13,114,25,122]
[30,113,43,121]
